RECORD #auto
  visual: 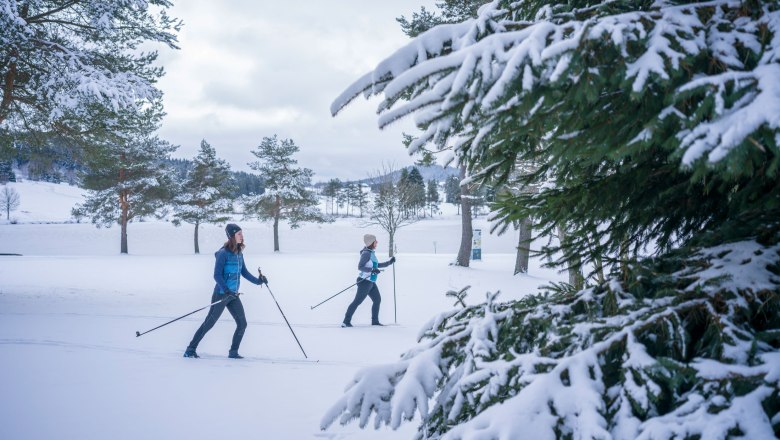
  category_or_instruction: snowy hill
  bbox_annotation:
[0,180,84,224]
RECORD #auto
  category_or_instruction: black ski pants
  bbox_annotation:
[187,293,247,353]
[344,278,381,324]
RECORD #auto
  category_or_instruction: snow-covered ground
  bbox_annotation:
[0,181,565,439]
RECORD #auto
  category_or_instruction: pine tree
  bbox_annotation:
[231,171,265,196]
[244,135,328,252]
[172,140,235,254]
[335,184,349,217]
[322,178,342,216]
[407,167,427,216]
[426,179,440,217]
[396,168,412,217]
[324,0,780,437]
[354,183,369,218]
[0,161,14,183]
[0,1,180,161]
[444,175,461,208]
[72,103,175,254]
[345,183,362,217]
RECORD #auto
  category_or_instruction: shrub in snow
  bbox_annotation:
[321,227,780,438]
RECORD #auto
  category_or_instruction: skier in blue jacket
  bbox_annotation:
[184,224,267,359]
[342,234,395,327]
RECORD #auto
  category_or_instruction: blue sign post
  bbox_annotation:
[471,228,482,261]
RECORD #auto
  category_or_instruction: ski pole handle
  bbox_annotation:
[258,267,268,286]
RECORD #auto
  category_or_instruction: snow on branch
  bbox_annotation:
[332,0,780,177]
[1,0,179,129]
[321,238,780,438]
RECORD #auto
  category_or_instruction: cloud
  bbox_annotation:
[156,0,436,181]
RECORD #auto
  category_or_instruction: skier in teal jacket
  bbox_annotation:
[184,224,267,359]
[342,234,395,327]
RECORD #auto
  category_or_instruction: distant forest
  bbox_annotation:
[0,143,264,196]
[165,158,264,196]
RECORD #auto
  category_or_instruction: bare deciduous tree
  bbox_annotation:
[361,165,419,257]
[1,186,20,220]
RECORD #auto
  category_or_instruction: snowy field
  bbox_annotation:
[0,181,566,440]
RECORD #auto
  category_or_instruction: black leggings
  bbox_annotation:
[187,293,247,353]
[344,279,381,324]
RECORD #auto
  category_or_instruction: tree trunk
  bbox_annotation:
[273,195,281,252]
[620,238,630,282]
[120,193,129,254]
[388,231,395,258]
[0,50,18,125]
[119,162,129,254]
[455,166,472,267]
[0,7,26,124]
[514,217,532,275]
[558,225,583,289]
[194,220,200,254]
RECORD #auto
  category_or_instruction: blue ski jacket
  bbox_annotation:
[357,247,392,283]
[213,248,262,295]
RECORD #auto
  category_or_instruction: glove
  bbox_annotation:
[223,292,238,304]
[389,256,396,264]
[260,275,269,285]
[371,268,381,275]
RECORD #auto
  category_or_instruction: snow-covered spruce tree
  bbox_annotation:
[0,0,180,158]
[243,135,327,252]
[172,139,236,254]
[322,178,342,216]
[72,103,176,254]
[426,179,440,217]
[322,0,780,438]
[321,228,780,438]
[405,167,427,216]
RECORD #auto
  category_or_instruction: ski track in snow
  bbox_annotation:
[0,311,406,329]
[0,180,567,439]
[0,338,344,366]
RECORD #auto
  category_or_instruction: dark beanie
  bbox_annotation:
[225,223,242,238]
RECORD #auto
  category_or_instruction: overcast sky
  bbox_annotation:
[155,1,437,182]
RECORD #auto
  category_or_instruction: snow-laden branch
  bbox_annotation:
[1,0,180,129]
[321,238,780,438]
[332,0,780,175]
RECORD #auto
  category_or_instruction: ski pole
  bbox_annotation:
[135,293,241,338]
[309,277,369,310]
[259,268,308,359]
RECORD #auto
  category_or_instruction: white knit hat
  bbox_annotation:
[363,234,377,247]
